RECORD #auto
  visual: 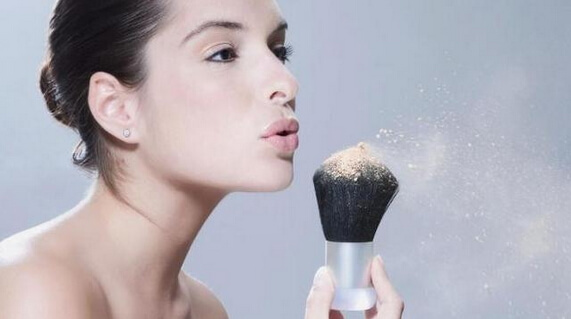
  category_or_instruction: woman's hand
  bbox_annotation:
[304,255,404,319]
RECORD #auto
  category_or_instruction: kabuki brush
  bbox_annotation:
[312,142,399,311]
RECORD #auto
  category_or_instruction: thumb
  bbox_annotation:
[305,266,336,319]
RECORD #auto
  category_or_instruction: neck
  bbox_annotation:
[79,173,227,301]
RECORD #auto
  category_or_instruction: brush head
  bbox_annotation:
[313,142,399,242]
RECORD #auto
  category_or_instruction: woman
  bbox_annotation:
[0,0,404,318]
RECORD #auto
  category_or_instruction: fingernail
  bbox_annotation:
[313,266,329,287]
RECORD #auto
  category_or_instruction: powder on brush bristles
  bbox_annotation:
[322,142,389,181]
[313,142,399,242]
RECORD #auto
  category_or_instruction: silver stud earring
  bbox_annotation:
[123,128,131,138]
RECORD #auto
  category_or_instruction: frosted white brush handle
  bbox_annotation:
[326,241,376,311]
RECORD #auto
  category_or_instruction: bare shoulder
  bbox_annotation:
[0,239,110,318]
[181,272,229,319]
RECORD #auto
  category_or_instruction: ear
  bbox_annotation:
[87,71,140,143]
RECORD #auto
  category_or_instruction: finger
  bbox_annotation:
[368,255,404,318]
[330,310,344,319]
[371,255,402,304]
[364,305,378,319]
[305,266,336,319]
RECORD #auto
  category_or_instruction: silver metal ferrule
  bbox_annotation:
[326,241,377,311]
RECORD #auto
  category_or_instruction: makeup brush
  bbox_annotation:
[312,142,399,311]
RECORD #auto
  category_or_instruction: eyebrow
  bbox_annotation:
[180,19,288,46]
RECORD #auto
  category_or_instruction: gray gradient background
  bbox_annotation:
[1,1,570,318]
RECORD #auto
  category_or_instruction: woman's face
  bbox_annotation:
[136,0,299,193]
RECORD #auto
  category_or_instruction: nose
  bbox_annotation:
[264,59,299,111]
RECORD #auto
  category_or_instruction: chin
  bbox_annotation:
[264,173,294,192]
[237,161,295,193]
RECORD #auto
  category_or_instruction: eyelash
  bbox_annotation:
[207,44,294,64]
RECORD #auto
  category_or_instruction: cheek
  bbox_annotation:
[138,56,294,191]
[140,71,263,185]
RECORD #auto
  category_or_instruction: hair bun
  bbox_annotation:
[39,61,74,128]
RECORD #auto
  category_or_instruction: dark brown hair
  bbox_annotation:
[40,0,171,198]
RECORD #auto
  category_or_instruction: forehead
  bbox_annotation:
[170,0,284,32]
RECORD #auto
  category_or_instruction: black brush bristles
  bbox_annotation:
[313,142,399,242]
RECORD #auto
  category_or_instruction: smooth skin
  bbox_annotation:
[0,0,404,318]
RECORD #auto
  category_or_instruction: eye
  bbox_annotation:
[207,47,238,63]
[273,44,294,63]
